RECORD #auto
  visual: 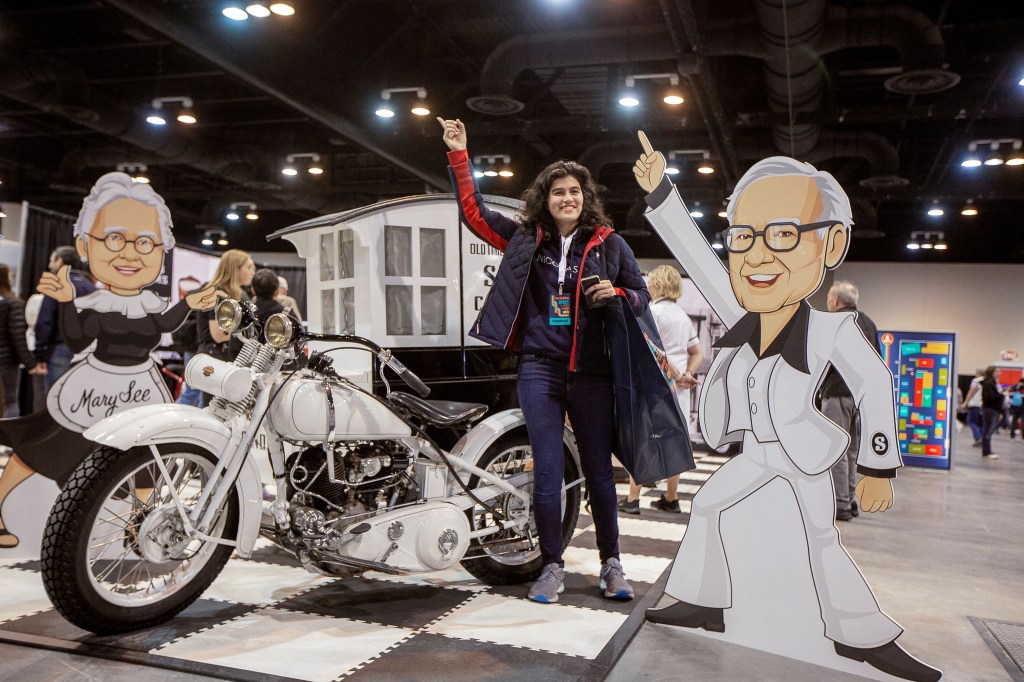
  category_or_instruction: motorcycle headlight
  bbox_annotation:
[215,299,243,333]
[265,313,298,349]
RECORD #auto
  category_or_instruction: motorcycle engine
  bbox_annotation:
[285,441,413,519]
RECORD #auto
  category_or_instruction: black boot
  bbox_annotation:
[835,641,941,681]
[645,600,725,632]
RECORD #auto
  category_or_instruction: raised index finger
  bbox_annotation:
[638,130,654,156]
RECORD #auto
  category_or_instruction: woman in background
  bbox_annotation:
[0,265,34,417]
[196,249,255,363]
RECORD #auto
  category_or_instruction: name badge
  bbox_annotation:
[549,294,571,326]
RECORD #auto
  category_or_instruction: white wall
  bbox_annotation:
[640,258,1020,375]
[835,262,1022,374]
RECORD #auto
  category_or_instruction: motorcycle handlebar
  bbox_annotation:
[302,332,431,398]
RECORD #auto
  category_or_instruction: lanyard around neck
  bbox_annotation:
[557,232,575,294]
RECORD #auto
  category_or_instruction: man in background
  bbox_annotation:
[818,280,879,521]
[32,246,96,392]
[276,276,302,322]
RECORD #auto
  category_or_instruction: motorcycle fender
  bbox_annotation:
[448,408,580,474]
[83,404,262,559]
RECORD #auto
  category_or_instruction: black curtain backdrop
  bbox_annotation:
[18,205,76,299]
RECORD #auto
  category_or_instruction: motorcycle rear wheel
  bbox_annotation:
[460,430,581,585]
[41,444,238,635]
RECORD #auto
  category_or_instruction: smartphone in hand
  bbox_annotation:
[580,274,606,308]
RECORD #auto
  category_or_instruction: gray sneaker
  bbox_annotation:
[599,557,634,600]
[528,563,565,603]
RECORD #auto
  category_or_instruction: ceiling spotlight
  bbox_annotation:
[0,211,6,219]
[984,155,1004,166]
[228,202,257,222]
[246,4,271,17]
[665,166,680,175]
[926,200,944,217]
[377,87,428,118]
[690,210,704,218]
[663,91,685,106]
[934,242,948,250]
[1006,156,1024,166]
[618,92,640,107]
[269,2,295,15]
[147,96,195,126]
[203,228,228,247]
[960,199,978,216]
[906,242,920,250]
[717,210,728,218]
[284,152,323,176]
[117,162,150,183]
[222,6,248,20]
[920,241,934,249]
[961,158,982,168]
[908,230,945,252]
[697,164,714,174]
[498,170,514,177]
[473,171,484,179]
[483,170,498,177]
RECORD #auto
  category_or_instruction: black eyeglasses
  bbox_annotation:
[89,233,163,255]
[724,220,838,253]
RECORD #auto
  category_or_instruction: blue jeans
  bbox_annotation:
[966,406,983,441]
[981,407,1000,456]
[175,352,203,407]
[0,364,21,417]
[517,354,619,566]
[44,343,74,394]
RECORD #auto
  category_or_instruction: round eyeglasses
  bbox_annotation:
[89,233,163,255]
[724,220,838,253]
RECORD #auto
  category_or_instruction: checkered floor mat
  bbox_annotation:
[971,617,1024,681]
[0,455,728,682]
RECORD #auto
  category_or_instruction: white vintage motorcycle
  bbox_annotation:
[40,300,582,635]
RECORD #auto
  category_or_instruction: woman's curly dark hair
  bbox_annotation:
[516,160,611,240]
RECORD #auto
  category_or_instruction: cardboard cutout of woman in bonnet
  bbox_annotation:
[0,172,219,548]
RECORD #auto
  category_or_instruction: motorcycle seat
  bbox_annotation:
[388,391,488,427]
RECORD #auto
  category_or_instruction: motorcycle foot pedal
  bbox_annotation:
[348,522,372,535]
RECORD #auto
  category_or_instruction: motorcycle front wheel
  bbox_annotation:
[460,429,581,585]
[41,444,238,635]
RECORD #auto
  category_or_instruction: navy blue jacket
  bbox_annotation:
[448,149,650,373]
[34,268,97,363]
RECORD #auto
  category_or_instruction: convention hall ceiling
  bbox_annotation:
[0,0,1022,262]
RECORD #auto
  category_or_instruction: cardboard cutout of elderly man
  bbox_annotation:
[632,132,941,682]
[0,172,219,551]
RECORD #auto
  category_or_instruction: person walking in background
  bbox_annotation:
[276,276,302,322]
[619,265,703,515]
[439,115,664,604]
[979,365,1003,459]
[1009,381,1023,439]
[22,292,45,415]
[33,246,96,392]
[819,281,878,521]
[961,369,985,446]
[0,265,36,417]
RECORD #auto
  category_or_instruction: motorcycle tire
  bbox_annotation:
[460,429,582,585]
[41,444,239,635]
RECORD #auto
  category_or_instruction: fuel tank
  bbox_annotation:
[268,376,411,441]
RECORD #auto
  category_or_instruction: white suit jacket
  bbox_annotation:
[644,180,902,477]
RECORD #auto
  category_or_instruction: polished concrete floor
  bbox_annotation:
[2,426,1021,681]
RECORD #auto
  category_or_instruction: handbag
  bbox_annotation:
[605,300,695,486]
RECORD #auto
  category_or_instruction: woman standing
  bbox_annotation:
[438,116,649,603]
[197,249,255,363]
[0,265,35,417]
[979,365,1003,459]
